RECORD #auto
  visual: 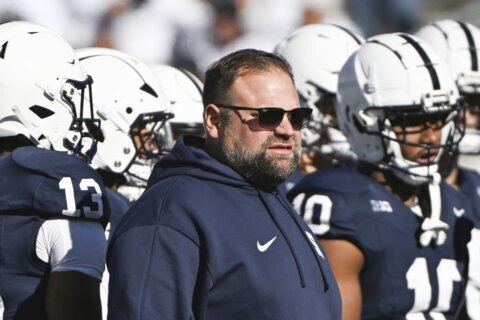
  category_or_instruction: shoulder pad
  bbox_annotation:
[290,167,371,195]
[12,147,95,178]
[0,147,109,224]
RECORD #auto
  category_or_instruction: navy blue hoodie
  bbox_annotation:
[107,135,342,320]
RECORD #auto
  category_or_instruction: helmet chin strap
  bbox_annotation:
[417,172,449,247]
[64,131,98,163]
[381,165,448,247]
[379,159,438,186]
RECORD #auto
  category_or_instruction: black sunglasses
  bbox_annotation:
[216,104,312,130]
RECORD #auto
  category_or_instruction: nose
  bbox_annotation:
[421,121,442,145]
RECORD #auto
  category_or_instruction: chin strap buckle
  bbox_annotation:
[419,172,449,247]
[420,217,449,247]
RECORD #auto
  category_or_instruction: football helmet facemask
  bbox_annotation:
[337,33,463,185]
[76,47,174,187]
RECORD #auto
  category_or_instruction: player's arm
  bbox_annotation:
[320,238,364,320]
[36,219,107,320]
[46,271,102,320]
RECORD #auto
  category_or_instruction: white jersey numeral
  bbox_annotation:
[59,177,103,219]
[292,193,332,235]
[79,178,103,219]
[466,228,480,320]
[0,295,4,320]
[59,177,80,216]
[406,257,461,320]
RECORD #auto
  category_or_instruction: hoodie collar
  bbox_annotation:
[147,135,253,190]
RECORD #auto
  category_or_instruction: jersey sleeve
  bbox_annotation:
[7,147,110,226]
[287,169,383,256]
[104,188,130,240]
[36,219,107,280]
[290,189,360,244]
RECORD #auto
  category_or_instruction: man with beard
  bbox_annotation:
[106,49,342,320]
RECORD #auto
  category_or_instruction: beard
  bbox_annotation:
[221,130,300,192]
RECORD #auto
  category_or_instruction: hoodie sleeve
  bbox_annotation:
[107,223,207,320]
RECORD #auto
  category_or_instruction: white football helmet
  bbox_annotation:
[416,20,480,155]
[150,64,204,140]
[337,33,462,185]
[76,47,173,187]
[274,23,364,157]
[0,21,97,160]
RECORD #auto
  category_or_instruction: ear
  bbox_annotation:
[204,104,222,139]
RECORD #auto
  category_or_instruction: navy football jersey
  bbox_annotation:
[458,167,480,225]
[104,187,130,239]
[457,167,480,319]
[287,167,473,319]
[278,166,304,195]
[0,147,110,320]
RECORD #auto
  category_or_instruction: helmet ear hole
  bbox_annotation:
[29,105,54,119]
[126,107,133,114]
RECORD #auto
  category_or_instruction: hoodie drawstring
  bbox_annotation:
[277,192,330,292]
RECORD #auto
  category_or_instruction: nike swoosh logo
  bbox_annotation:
[257,236,277,252]
[453,207,465,217]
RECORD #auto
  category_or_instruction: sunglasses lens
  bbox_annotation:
[291,108,312,129]
[258,109,284,129]
[258,108,312,129]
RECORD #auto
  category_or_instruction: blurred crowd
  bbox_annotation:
[2,0,474,78]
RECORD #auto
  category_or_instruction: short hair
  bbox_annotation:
[202,48,294,107]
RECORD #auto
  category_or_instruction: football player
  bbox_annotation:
[76,47,174,320]
[416,19,480,320]
[0,22,108,320]
[273,23,364,193]
[76,48,174,232]
[115,64,204,203]
[288,33,472,319]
